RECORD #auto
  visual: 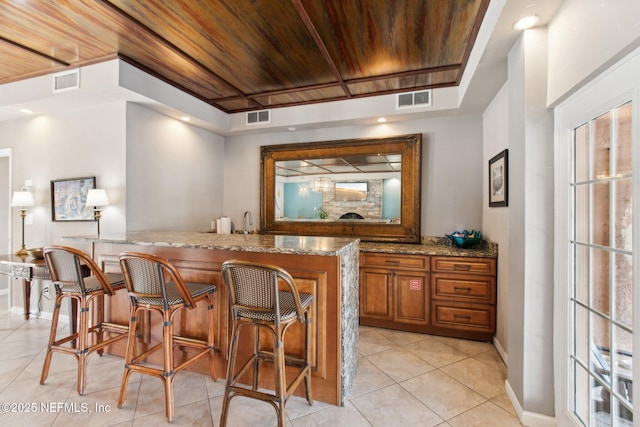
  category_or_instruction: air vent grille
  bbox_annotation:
[53,70,80,93]
[396,90,431,109]
[246,110,271,125]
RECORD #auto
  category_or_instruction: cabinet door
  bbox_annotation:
[394,271,429,325]
[360,268,393,320]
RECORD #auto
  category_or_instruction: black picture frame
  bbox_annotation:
[51,176,96,221]
[489,149,508,207]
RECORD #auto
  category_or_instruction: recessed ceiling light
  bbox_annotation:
[288,127,296,131]
[513,15,539,30]
[377,117,387,123]
[19,108,34,114]
[180,116,191,122]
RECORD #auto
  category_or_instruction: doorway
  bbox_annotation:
[0,148,12,298]
[554,50,639,427]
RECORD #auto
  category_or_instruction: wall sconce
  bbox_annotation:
[11,189,35,256]
[85,189,109,237]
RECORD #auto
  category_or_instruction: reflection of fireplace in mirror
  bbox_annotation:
[281,178,401,221]
[324,180,381,220]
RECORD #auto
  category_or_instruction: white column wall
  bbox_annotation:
[504,28,555,423]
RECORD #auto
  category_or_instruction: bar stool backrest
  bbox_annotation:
[44,245,117,296]
[221,260,306,324]
[119,251,197,311]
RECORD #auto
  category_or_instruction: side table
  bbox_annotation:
[0,254,50,320]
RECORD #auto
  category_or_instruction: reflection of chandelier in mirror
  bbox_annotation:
[298,184,309,196]
[312,177,333,192]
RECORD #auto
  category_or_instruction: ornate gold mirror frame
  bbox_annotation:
[260,133,421,243]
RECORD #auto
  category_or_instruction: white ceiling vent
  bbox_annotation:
[53,69,80,93]
[396,90,431,109]
[246,110,271,125]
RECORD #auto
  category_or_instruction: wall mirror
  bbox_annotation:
[260,133,421,243]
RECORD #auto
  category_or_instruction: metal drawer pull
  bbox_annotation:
[384,260,400,264]
[454,314,471,321]
[453,264,471,271]
[454,287,472,293]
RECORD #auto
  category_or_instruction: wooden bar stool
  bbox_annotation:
[40,245,129,395]
[117,252,218,422]
[220,260,313,427]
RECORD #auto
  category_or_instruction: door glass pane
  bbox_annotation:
[575,245,589,305]
[576,123,590,183]
[614,102,632,177]
[575,362,590,424]
[612,325,633,410]
[614,253,633,328]
[591,247,611,316]
[592,111,611,180]
[576,184,589,243]
[575,303,589,364]
[592,182,611,247]
[591,311,610,383]
[571,101,633,426]
[613,179,633,251]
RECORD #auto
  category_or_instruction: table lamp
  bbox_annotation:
[85,189,109,237]
[11,190,35,256]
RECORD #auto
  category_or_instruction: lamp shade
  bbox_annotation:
[11,191,35,208]
[85,189,109,207]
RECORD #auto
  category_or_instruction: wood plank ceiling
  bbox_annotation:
[0,0,489,114]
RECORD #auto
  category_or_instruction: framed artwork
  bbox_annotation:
[51,176,96,221]
[489,149,508,207]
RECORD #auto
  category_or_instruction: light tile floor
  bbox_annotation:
[0,295,523,426]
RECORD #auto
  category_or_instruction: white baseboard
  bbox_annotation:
[505,380,557,427]
[10,306,68,324]
[493,336,508,366]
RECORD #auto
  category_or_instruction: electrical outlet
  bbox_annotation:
[42,285,54,298]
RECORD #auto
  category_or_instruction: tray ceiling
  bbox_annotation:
[0,0,489,114]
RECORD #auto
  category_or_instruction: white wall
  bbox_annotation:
[0,102,127,312]
[482,82,509,355]
[223,115,484,236]
[547,0,640,106]
[125,103,226,232]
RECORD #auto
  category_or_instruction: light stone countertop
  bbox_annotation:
[63,231,359,256]
[360,236,498,258]
[64,232,496,258]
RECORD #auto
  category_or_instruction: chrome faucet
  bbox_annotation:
[243,210,253,234]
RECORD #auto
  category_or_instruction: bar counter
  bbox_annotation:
[64,231,360,406]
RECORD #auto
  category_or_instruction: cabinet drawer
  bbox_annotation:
[360,252,429,271]
[431,256,496,275]
[431,302,495,332]
[431,273,495,303]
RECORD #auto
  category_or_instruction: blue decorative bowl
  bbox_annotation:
[445,230,482,248]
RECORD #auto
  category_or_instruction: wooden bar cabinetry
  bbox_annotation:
[359,251,497,341]
[359,252,429,325]
[430,256,496,341]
